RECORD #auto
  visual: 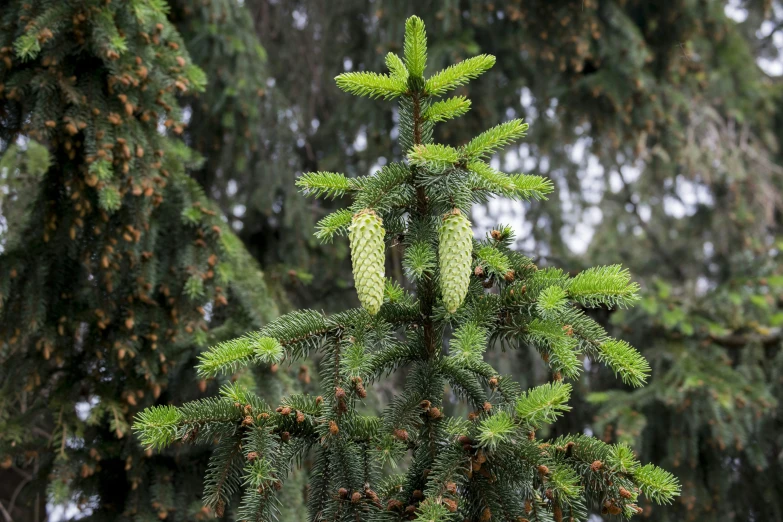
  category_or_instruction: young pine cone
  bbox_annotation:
[439,210,473,313]
[348,210,385,315]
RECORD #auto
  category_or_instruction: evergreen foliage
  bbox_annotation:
[159,3,783,519]
[0,1,282,520]
[135,18,679,521]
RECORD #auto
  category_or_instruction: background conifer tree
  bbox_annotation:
[0,1,283,520]
[135,17,681,521]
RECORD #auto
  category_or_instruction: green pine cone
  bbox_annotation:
[349,210,386,315]
[439,210,473,313]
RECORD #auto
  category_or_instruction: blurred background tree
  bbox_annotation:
[0,1,301,521]
[1,0,782,521]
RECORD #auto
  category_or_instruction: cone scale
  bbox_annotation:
[349,210,386,315]
[439,209,473,313]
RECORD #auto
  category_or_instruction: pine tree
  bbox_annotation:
[0,1,280,520]
[135,17,680,521]
[271,6,781,520]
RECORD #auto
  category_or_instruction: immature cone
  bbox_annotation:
[349,210,385,315]
[439,209,473,313]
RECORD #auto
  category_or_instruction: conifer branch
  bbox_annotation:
[296,171,355,199]
[407,143,460,173]
[597,339,651,387]
[449,322,488,363]
[633,464,681,504]
[315,209,353,242]
[567,265,641,308]
[476,411,515,450]
[335,71,407,99]
[441,357,489,407]
[468,160,553,201]
[526,319,582,379]
[132,406,182,451]
[423,96,472,122]
[515,381,572,429]
[385,52,409,83]
[425,54,496,97]
[203,435,245,515]
[475,245,512,278]
[536,286,569,320]
[463,119,529,159]
[404,16,427,79]
[196,334,283,378]
[403,241,437,282]
[353,162,412,211]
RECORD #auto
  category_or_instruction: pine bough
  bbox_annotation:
[134,16,679,522]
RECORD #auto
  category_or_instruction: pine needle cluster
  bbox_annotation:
[135,16,679,521]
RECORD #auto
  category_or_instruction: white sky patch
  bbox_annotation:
[757,10,783,76]
[545,98,558,120]
[663,175,714,218]
[181,106,192,125]
[48,503,90,522]
[539,156,550,174]
[292,9,308,30]
[519,144,537,171]
[662,196,686,218]
[758,27,783,76]
[696,275,712,296]
[563,206,603,254]
[557,174,574,214]
[759,19,778,38]
[74,397,99,421]
[502,150,520,171]
[353,128,367,152]
[519,87,537,123]
[637,203,651,222]
[48,495,98,522]
[724,0,748,22]
[621,163,642,183]
[609,171,623,193]
[578,147,606,205]
[568,139,586,164]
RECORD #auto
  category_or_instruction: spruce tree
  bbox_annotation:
[135,17,680,521]
[0,1,279,520]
